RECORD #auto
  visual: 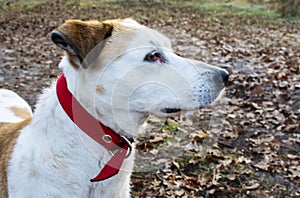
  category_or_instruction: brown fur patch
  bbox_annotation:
[96,86,105,95]
[67,53,80,70]
[10,106,31,120]
[87,21,138,72]
[57,19,119,65]
[0,118,31,197]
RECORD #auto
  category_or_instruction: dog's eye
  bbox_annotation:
[144,51,164,63]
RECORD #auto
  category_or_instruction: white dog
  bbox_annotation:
[0,18,228,197]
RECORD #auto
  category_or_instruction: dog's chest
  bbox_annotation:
[6,90,132,197]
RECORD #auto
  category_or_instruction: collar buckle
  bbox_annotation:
[107,135,133,158]
[121,135,133,158]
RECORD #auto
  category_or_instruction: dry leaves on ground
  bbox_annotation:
[0,1,299,197]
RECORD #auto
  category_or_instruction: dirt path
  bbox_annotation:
[1,1,299,197]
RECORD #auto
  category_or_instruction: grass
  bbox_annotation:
[61,0,286,26]
[64,0,278,18]
[65,0,107,8]
[65,0,139,8]
[0,0,47,13]
[172,0,279,18]
[0,0,286,24]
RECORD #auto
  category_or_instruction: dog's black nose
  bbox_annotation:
[219,68,230,86]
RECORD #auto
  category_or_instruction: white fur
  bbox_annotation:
[7,19,227,197]
[8,85,134,197]
[0,89,32,123]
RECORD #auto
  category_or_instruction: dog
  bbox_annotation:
[0,18,228,197]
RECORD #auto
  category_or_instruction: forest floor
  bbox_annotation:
[1,0,299,197]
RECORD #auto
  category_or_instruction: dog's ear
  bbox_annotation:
[50,20,114,67]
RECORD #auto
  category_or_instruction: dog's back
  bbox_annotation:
[0,89,32,197]
[0,89,32,125]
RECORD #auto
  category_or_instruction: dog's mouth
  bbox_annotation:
[161,108,181,114]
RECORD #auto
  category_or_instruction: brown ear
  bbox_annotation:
[50,20,113,67]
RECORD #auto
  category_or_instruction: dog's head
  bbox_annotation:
[51,19,228,135]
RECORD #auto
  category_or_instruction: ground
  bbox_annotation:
[0,0,299,197]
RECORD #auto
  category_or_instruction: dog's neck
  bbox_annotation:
[56,73,134,181]
[59,56,147,137]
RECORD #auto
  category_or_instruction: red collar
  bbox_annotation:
[56,74,133,182]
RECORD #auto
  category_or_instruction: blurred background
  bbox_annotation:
[1,0,299,197]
